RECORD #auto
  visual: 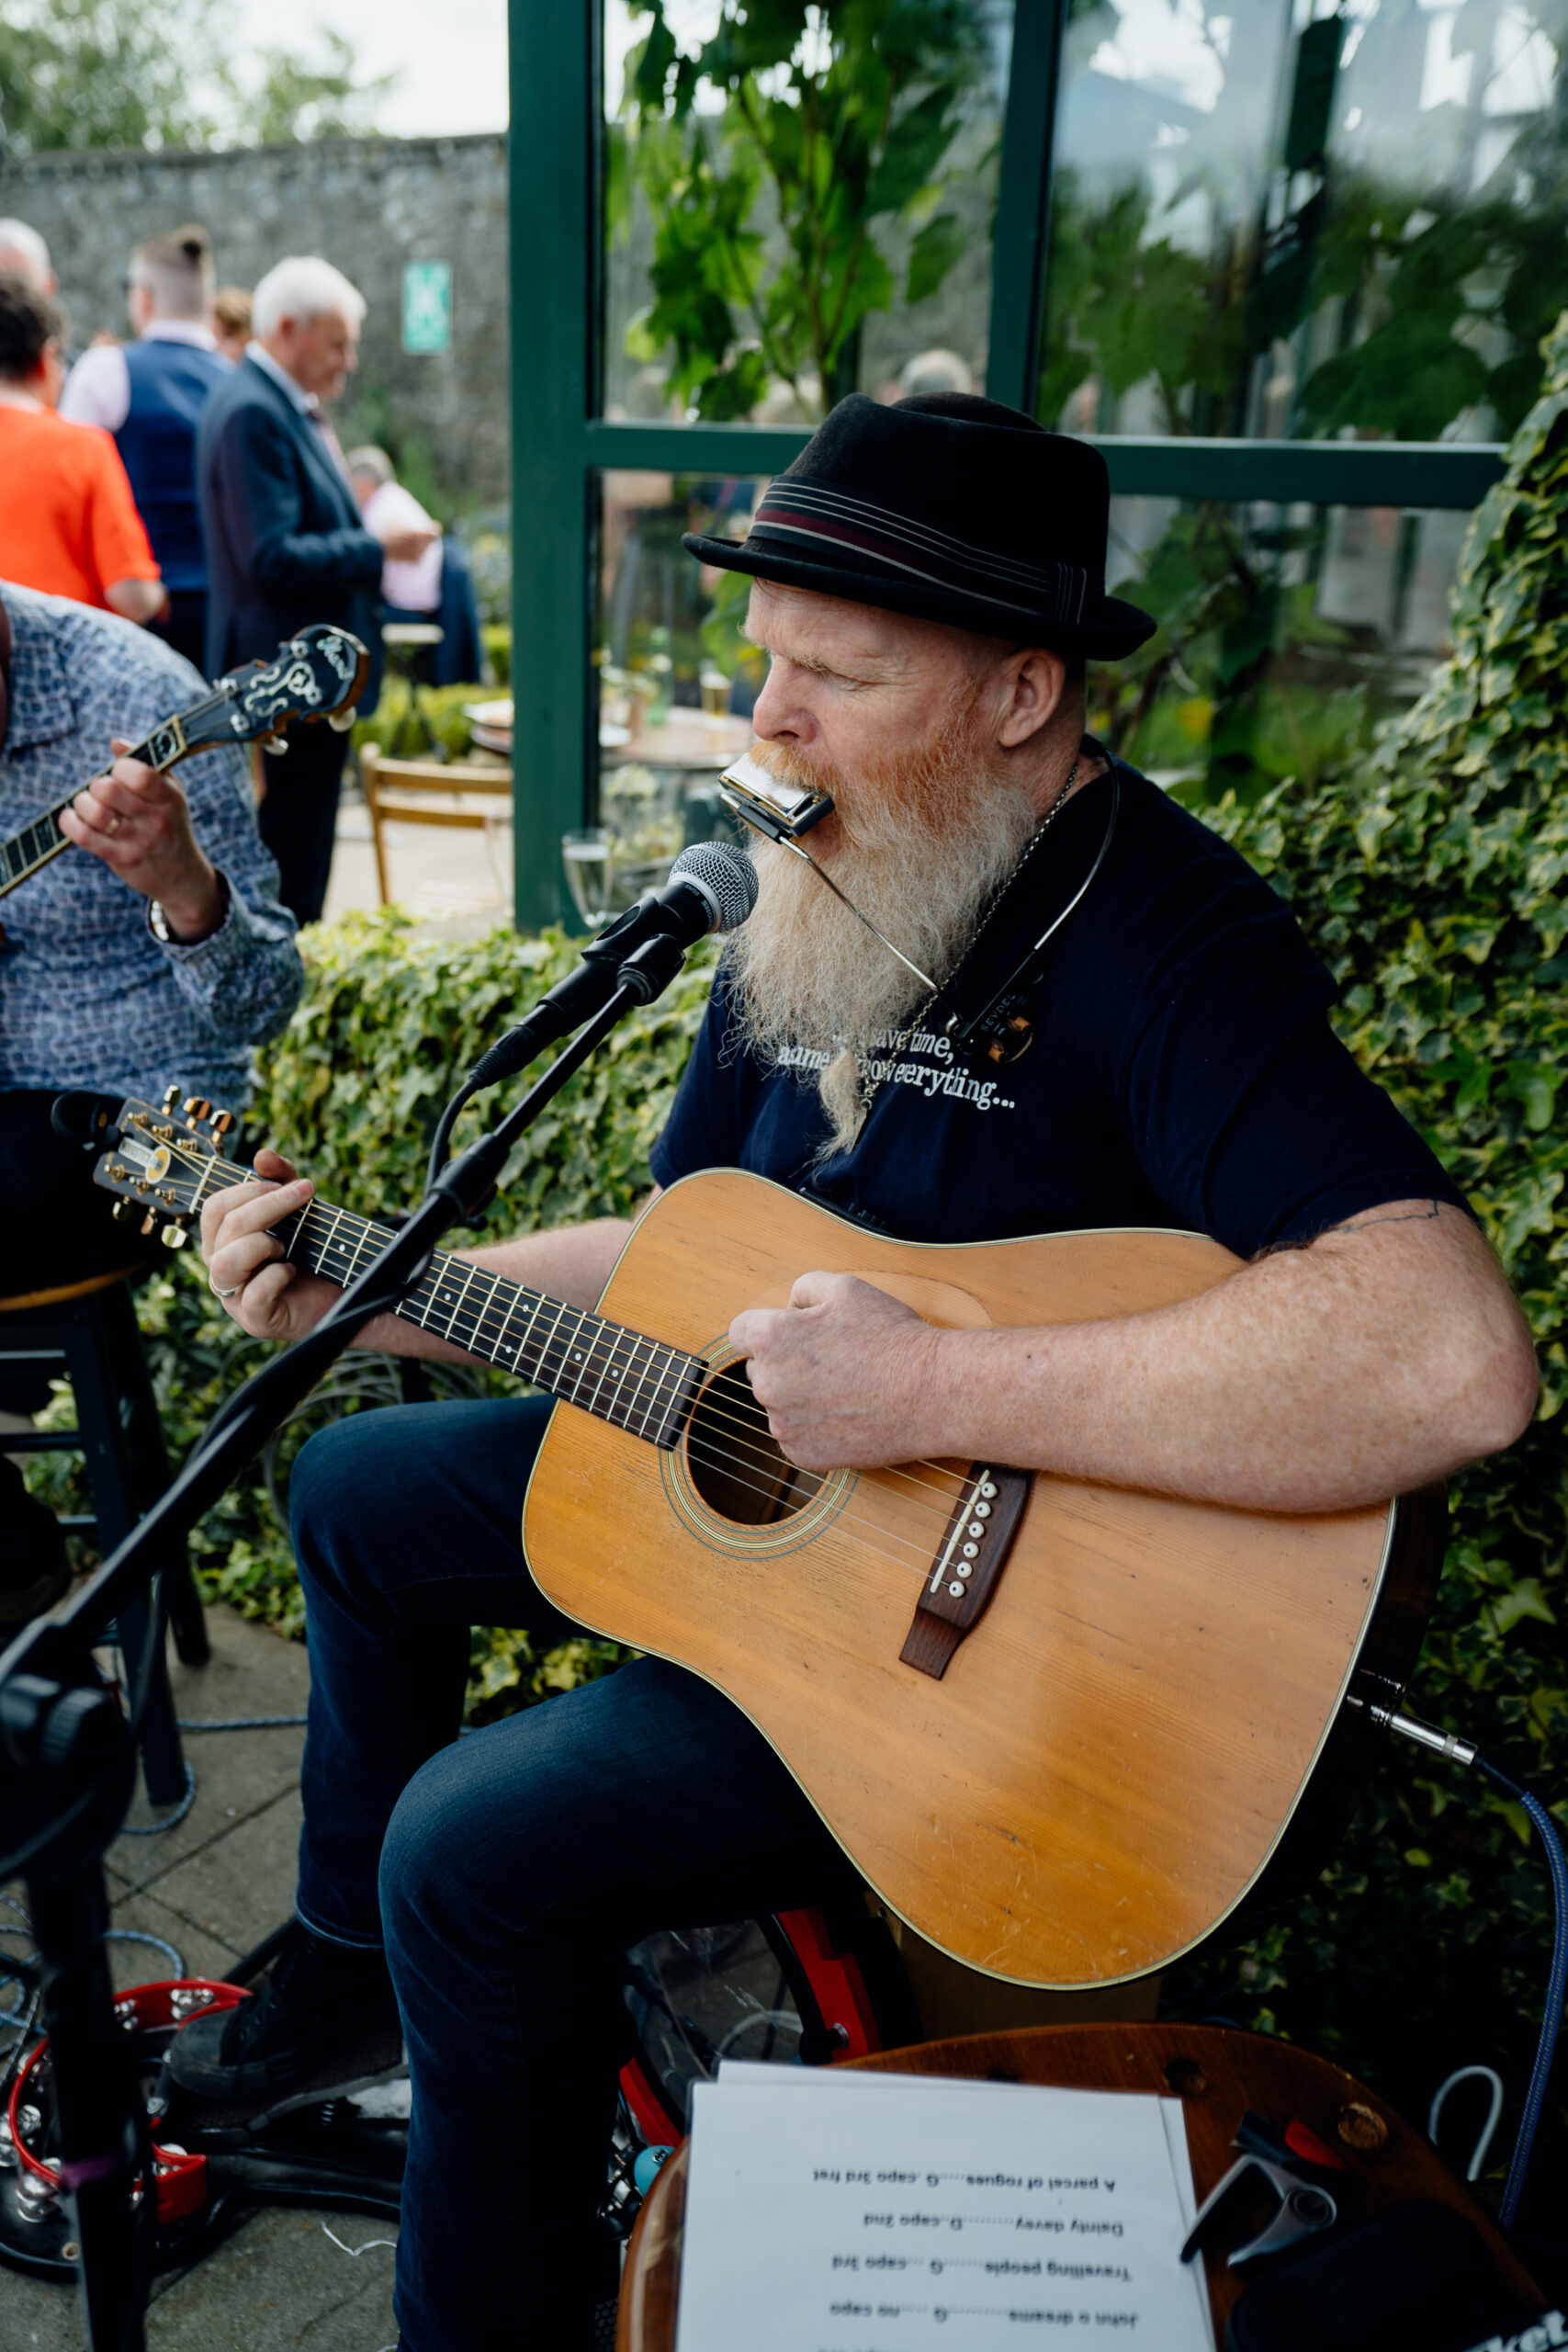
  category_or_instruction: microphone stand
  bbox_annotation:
[0,934,689,2352]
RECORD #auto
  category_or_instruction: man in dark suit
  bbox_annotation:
[197,254,434,922]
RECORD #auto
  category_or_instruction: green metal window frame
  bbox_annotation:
[507,0,1504,930]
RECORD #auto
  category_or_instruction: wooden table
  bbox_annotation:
[615,2022,1535,2350]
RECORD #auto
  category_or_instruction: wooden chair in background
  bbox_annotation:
[358,743,514,907]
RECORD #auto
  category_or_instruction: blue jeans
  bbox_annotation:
[288,1398,847,2351]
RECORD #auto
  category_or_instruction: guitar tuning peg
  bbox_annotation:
[260,733,288,756]
[184,1097,212,1121]
[210,1109,235,1139]
[111,1198,137,1224]
[139,1211,158,1237]
[161,1085,181,1113]
[159,1222,189,1250]
[327,706,358,733]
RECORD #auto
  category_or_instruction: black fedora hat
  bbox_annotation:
[682,390,1155,662]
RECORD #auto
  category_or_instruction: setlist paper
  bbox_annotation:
[673,2070,1213,2352]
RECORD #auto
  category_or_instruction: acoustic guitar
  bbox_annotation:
[90,1095,1443,1990]
[0,624,368,903]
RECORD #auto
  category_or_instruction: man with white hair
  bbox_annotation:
[197,255,434,921]
[0,220,54,295]
[61,224,231,672]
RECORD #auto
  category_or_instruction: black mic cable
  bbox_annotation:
[424,838,759,1196]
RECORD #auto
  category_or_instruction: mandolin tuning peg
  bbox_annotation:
[184,1097,211,1121]
[260,732,288,756]
[159,1222,189,1250]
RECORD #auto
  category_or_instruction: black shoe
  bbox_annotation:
[166,1917,399,2101]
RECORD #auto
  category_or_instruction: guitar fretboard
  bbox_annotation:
[276,1188,705,1449]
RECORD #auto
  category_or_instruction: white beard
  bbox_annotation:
[727,729,1040,1156]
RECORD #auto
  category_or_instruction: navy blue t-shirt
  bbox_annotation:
[649,763,1468,1259]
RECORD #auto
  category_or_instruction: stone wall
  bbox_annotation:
[0,134,510,509]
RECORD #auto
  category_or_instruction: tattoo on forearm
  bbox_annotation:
[1328,1200,1443,1237]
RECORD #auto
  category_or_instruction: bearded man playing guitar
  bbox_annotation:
[187,397,1538,2352]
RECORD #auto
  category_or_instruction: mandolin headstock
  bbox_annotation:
[90,1089,234,1251]
[141,625,371,769]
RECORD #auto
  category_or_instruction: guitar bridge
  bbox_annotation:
[899,1464,1031,1680]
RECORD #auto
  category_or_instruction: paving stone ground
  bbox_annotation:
[2,1609,400,2352]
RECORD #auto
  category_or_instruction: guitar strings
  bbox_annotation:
[146,1167,990,1587]
[171,1144,987,1539]
[169,1143,976,1528]
[147,1139,995,1538]
[292,1218,977,1577]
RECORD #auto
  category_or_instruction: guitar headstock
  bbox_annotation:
[91,1090,236,1250]
[141,626,370,768]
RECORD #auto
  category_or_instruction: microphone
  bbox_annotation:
[464,840,758,1092]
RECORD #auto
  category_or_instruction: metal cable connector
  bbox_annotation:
[1374,1708,1479,1769]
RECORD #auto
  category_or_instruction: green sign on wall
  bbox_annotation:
[401,260,451,356]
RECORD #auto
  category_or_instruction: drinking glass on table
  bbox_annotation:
[561,827,615,927]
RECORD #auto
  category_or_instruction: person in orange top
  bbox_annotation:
[0,274,167,628]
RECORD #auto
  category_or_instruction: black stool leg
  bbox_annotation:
[62,1295,186,1809]
[96,1282,209,1667]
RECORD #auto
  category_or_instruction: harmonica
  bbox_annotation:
[716,751,835,844]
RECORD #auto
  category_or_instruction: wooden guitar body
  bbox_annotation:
[522,1170,1441,1990]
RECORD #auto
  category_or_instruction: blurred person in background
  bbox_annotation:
[197,255,434,923]
[0,277,166,628]
[347,445,482,686]
[211,286,252,366]
[0,220,55,295]
[62,224,231,673]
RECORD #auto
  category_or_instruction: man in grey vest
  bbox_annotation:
[62,224,231,673]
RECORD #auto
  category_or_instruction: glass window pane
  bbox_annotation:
[1098,492,1468,796]
[589,469,767,917]
[1041,0,1568,443]
[603,2,1013,424]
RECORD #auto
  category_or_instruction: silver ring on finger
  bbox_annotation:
[208,1272,243,1300]
[107,813,123,837]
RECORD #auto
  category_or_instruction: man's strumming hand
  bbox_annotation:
[59,738,224,940]
[729,1272,947,1470]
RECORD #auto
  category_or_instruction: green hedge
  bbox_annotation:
[1156,322,1568,2204]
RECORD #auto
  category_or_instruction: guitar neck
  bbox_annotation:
[272,1186,705,1449]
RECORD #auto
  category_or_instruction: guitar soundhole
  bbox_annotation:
[685,1363,827,1527]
